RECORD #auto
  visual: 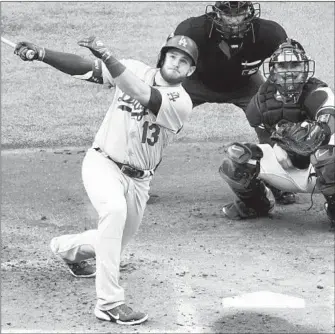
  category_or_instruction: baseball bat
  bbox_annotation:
[1,36,36,59]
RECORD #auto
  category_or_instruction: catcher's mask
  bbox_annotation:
[263,38,315,103]
[205,1,260,51]
[157,34,198,68]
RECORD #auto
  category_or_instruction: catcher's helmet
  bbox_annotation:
[263,38,315,103]
[206,1,260,49]
[157,34,198,68]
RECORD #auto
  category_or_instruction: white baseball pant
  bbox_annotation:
[258,144,318,193]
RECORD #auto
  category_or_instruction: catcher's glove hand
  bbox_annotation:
[270,120,331,157]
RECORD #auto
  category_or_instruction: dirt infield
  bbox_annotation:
[2,142,334,333]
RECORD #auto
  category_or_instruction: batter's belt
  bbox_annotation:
[93,147,154,179]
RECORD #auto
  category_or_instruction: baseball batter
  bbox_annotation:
[218,38,335,226]
[14,34,198,325]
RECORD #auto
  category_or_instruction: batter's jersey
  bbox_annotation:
[174,16,287,92]
[92,59,193,171]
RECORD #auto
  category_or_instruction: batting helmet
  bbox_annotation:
[157,34,199,68]
[206,1,260,47]
[263,38,315,103]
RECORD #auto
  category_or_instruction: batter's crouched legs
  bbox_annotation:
[219,142,275,220]
[311,145,335,227]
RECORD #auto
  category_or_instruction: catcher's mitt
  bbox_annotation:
[270,120,331,156]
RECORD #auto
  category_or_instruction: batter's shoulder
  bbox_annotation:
[179,85,193,108]
[161,84,192,104]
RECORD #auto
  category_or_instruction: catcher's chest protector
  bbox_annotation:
[257,82,305,127]
[256,78,329,129]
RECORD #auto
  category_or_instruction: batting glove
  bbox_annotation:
[77,36,112,62]
[14,41,45,61]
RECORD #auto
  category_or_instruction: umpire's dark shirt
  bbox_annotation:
[174,15,287,92]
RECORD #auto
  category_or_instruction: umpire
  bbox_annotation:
[173,1,295,204]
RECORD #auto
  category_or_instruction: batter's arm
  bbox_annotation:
[42,49,103,84]
[77,36,161,112]
[13,41,104,84]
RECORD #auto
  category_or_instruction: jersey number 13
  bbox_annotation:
[141,121,160,146]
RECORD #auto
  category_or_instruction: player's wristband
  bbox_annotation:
[103,55,126,78]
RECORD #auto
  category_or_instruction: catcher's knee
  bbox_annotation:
[219,142,263,191]
[311,145,335,196]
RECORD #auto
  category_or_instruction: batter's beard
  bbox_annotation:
[160,68,184,85]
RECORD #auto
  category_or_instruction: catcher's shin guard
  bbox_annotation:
[324,195,335,226]
[311,145,335,226]
[219,142,263,190]
[310,145,335,196]
[219,142,274,217]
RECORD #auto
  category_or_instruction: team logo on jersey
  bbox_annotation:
[118,93,149,121]
[178,36,188,48]
[167,92,180,102]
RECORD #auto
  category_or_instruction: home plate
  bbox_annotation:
[222,291,305,309]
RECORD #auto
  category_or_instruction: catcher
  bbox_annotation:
[219,38,335,227]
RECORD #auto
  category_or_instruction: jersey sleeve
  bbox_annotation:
[101,58,138,87]
[154,88,193,133]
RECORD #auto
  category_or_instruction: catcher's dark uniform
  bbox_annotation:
[218,77,335,225]
[174,15,287,111]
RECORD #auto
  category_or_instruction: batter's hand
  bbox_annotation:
[77,36,111,61]
[14,41,45,61]
[273,143,293,169]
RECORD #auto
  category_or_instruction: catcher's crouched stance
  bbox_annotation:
[218,38,335,227]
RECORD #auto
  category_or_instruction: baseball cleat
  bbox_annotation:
[49,237,96,278]
[94,304,148,325]
[275,191,296,205]
[268,186,296,205]
[222,201,258,220]
[66,261,96,278]
[222,191,274,220]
